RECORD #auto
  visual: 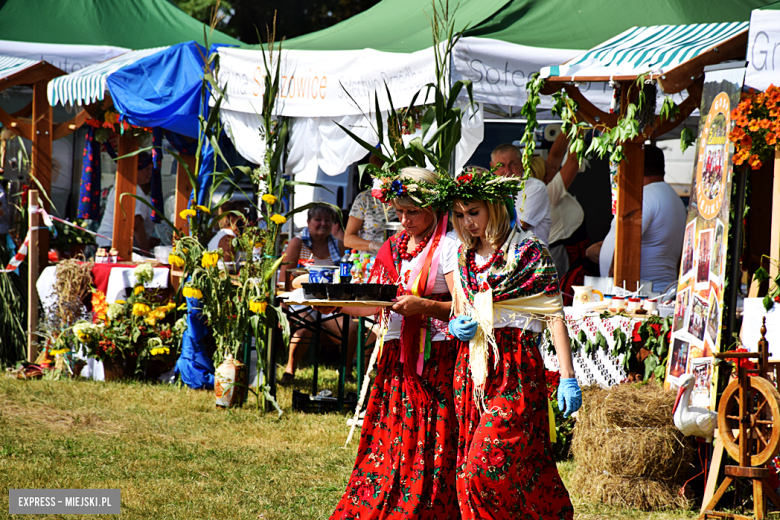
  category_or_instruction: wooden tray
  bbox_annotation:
[287,299,395,307]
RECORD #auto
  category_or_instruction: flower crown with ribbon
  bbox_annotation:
[437,166,522,209]
[370,167,442,209]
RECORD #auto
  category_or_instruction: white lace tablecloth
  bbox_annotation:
[540,307,645,388]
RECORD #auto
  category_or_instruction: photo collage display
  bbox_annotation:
[665,67,746,410]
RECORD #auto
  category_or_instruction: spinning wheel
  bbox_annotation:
[701,318,780,520]
[718,376,780,467]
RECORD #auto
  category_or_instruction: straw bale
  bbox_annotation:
[570,471,691,511]
[571,383,695,510]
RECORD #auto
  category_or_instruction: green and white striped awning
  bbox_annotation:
[541,22,748,80]
[47,46,167,106]
[0,55,39,79]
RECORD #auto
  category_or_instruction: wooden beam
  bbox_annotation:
[0,62,65,92]
[561,83,619,128]
[613,80,644,290]
[614,141,645,290]
[545,74,638,84]
[27,190,39,363]
[52,108,88,141]
[645,76,705,141]
[0,105,32,141]
[174,154,195,237]
[31,80,52,269]
[112,134,138,261]
[770,149,780,281]
[11,103,32,118]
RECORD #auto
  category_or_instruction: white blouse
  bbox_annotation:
[384,231,459,342]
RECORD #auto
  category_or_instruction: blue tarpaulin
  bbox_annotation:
[107,41,206,138]
[107,42,235,386]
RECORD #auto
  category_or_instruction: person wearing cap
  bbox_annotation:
[587,144,686,292]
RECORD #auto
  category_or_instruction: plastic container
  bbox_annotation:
[627,297,642,312]
[354,283,383,301]
[302,283,328,300]
[326,284,355,301]
[308,266,334,283]
[379,284,398,302]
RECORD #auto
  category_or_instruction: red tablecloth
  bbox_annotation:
[91,263,139,295]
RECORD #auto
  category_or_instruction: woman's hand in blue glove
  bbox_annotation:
[448,315,478,341]
[557,378,582,418]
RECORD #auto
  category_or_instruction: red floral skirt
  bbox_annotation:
[454,328,573,520]
[330,338,461,520]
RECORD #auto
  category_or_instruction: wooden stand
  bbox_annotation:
[700,318,780,519]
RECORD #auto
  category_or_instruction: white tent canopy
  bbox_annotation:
[216,37,613,179]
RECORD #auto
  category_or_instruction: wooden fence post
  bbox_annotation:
[27,189,39,362]
[112,134,138,261]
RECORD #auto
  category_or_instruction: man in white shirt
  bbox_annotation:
[96,155,156,252]
[490,144,551,245]
[587,144,686,292]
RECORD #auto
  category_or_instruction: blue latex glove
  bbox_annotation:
[557,378,582,418]
[449,315,478,341]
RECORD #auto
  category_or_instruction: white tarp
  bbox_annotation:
[0,40,129,73]
[221,100,483,178]
[744,9,780,91]
[217,39,592,176]
[218,45,437,118]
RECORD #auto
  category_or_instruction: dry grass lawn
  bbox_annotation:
[0,366,699,519]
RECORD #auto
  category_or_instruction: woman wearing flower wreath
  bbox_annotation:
[444,167,581,519]
[327,166,461,520]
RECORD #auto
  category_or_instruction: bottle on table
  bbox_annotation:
[339,249,352,284]
[361,253,371,280]
[350,260,363,284]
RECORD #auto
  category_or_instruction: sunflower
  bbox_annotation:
[201,252,219,268]
[132,303,151,317]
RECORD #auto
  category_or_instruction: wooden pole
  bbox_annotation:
[27,189,39,363]
[31,81,52,269]
[112,134,138,261]
[770,149,780,280]
[174,154,195,236]
[613,141,645,290]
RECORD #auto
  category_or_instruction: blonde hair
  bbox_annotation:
[452,199,511,251]
[528,157,546,181]
[392,166,440,236]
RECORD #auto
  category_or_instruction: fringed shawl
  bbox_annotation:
[453,225,565,411]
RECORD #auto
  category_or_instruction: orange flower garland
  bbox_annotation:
[729,85,780,170]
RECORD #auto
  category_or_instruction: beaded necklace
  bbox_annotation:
[397,230,431,262]
[467,248,504,274]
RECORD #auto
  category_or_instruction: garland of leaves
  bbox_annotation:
[520,73,693,175]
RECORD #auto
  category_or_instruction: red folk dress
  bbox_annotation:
[330,229,462,520]
[453,232,574,520]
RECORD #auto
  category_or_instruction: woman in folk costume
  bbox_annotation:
[328,167,461,520]
[444,167,582,520]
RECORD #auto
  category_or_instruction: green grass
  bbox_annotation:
[0,366,698,519]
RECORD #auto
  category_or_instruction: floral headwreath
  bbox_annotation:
[370,167,442,209]
[436,166,522,209]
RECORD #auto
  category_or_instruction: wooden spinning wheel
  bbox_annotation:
[718,375,780,467]
[701,318,780,520]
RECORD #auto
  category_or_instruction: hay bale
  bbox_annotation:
[571,383,695,510]
[570,471,690,511]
